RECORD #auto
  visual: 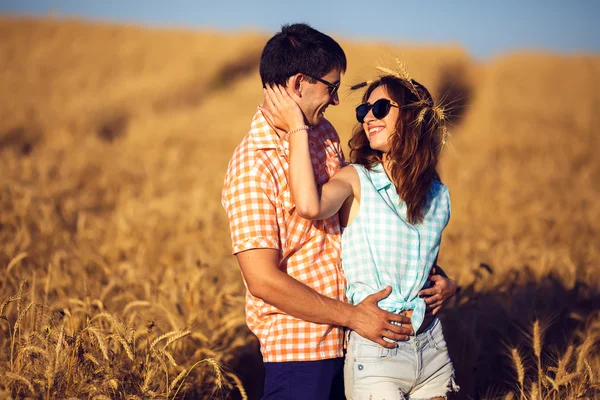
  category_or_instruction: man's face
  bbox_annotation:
[297,69,341,126]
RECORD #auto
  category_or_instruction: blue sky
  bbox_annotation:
[2,0,598,59]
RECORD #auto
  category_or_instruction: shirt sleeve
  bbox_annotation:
[443,184,451,227]
[222,168,280,254]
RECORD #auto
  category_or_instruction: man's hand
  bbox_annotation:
[348,286,414,349]
[418,267,457,316]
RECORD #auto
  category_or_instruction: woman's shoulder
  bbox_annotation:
[429,179,450,200]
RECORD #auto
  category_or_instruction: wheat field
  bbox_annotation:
[0,17,599,399]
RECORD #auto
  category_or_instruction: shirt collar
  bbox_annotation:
[371,163,392,191]
[250,108,283,150]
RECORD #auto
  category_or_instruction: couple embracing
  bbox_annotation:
[222,23,460,400]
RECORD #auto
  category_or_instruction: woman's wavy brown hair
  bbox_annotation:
[349,76,443,224]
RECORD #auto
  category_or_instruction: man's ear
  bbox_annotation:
[286,74,304,98]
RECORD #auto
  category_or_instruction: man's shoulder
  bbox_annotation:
[226,141,277,180]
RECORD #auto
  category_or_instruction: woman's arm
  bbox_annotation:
[262,85,356,220]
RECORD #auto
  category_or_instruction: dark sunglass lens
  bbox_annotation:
[356,104,369,123]
[372,99,391,119]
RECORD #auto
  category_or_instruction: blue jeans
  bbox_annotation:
[263,358,345,400]
[344,318,459,400]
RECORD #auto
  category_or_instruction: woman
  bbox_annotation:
[262,70,459,400]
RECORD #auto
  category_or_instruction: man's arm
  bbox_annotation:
[237,248,413,348]
[418,265,458,315]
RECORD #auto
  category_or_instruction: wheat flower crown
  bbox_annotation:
[350,59,449,146]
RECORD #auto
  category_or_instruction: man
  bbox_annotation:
[222,23,456,400]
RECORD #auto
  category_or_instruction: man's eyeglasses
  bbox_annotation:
[304,74,340,97]
[355,98,399,123]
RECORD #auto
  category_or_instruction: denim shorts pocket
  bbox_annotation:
[355,341,388,362]
[429,324,449,352]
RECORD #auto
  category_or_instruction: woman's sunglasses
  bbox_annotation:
[355,98,399,123]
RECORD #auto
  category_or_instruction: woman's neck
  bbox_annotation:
[381,153,393,177]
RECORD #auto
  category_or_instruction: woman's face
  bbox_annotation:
[362,86,399,154]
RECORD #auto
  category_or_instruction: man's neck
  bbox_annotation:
[259,103,287,140]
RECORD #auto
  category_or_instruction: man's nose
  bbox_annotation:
[330,92,340,106]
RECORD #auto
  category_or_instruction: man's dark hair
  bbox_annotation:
[260,23,347,86]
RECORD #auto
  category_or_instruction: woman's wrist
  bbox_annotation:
[285,125,309,141]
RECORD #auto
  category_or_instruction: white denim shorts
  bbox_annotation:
[344,317,459,400]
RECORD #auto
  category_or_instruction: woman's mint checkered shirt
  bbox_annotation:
[341,163,451,333]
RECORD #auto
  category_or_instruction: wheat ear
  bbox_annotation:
[511,348,525,400]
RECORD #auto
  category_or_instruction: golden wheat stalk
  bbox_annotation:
[86,326,109,360]
[18,345,50,362]
[152,348,169,374]
[0,295,21,316]
[68,298,86,308]
[106,333,134,361]
[91,299,104,311]
[13,301,33,332]
[150,329,185,351]
[584,359,594,382]
[171,358,224,399]
[123,300,152,319]
[45,327,64,400]
[533,320,543,359]
[529,382,539,399]
[16,281,26,317]
[511,348,525,399]
[156,304,183,331]
[91,312,124,331]
[576,334,598,373]
[543,375,559,391]
[10,300,34,371]
[532,320,543,397]
[84,352,100,366]
[191,331,209,343]
[6,252,28,276]
[555,371,581,386]
[226,371,248,400]
[141,366,155,394]
[556,344,574,379]
[5,371,35,394]
[43,262,52,309]
[163,328,191,350]
[168,367,188,395]
[160,349,178,368]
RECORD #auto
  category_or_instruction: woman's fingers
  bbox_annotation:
[272,84,296,110]
[263,87,276,109]
[265,85,282,109]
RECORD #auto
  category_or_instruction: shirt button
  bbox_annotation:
[357,364,364,370]
[310,142,315,146]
